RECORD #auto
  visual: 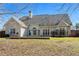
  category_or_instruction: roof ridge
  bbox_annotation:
[20,14,68,18]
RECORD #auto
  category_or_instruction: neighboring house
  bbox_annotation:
[76,23,79,30]
[3,11,72,37]
[70,24,79,37]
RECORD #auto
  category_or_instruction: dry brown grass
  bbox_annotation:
[0,38,79,56]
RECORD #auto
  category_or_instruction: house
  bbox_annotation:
[3,11,72,37]
[76,23,79,30]
[70,25,79,37]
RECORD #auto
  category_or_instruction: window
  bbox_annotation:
[60,28,65,36]
[43,29,46,36]
[33,27,37,35]
[10,28,15,35]
[28,30,31,36]
[43,29,49,36]
[51,31,56,37]
[51,29,59,37]
[47,29,49,36]
[38,30,40,36]
[55,29,59,35]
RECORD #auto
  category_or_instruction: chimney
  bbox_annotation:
[28,11,32,18]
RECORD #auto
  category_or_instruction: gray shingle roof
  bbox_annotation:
[20,14,72,26]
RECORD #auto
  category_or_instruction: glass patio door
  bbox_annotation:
[9,28,15,35]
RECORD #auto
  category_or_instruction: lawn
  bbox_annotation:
[0,37,79,56]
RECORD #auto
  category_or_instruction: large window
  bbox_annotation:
[59,28,65,36]
[55,29,59,36]
[51,29,59,37]
[51,28,66,37]
[43,29,49,36]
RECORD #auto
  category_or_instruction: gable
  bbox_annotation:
[4,18,21,27]
[57,20,69,27]
[4,17,26,28]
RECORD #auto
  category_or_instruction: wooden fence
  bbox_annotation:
[0,31,9,37]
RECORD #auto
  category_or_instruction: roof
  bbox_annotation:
[20,14,72,26]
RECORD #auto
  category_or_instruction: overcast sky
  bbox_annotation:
[0,3,79,30]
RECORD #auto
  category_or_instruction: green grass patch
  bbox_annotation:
[49,37,79,44]
[0,38,7,40]
[50,37,79,41]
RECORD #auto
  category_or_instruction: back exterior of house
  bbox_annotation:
[3,11,72,37]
